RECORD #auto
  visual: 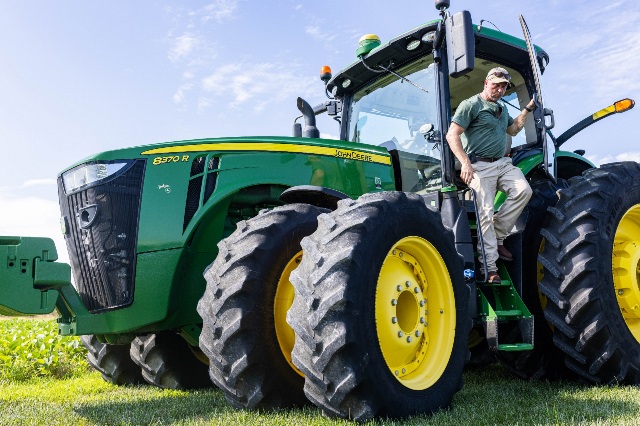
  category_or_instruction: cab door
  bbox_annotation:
[520,15,556,181]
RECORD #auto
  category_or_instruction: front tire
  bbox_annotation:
[130,332,212,389]
[81,335,144,386]
[539,162,640,383]
[197,203,326,409]
[288,192,470,421]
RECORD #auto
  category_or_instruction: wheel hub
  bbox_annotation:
[383,249,429,378]
[375,237,455,390]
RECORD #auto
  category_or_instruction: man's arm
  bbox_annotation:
[506,99,536,136]
[446,122,474,185]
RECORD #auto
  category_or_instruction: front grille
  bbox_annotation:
[58,160,145,313]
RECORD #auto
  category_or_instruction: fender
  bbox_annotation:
[280,185,351,210]
[494,149,594,208]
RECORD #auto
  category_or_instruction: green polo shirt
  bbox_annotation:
[451,94,514,158]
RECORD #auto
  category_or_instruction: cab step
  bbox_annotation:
[494,309,522,318]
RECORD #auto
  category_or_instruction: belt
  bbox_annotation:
[476,156,503,162]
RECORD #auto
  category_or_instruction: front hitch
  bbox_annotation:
[0,236,71,316]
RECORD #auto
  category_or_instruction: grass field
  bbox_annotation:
[2,318,640,425]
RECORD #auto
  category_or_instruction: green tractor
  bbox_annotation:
[1,0,638,421]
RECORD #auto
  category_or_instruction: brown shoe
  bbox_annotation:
[498,245,513,261]
[486,271,501,284]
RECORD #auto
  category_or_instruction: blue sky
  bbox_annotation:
[1,0,639,263]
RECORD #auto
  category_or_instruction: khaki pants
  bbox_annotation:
[469,157,532,274]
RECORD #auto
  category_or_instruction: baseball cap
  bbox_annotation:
[486,67,511,85]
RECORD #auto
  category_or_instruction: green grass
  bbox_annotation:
[2,318,640,425]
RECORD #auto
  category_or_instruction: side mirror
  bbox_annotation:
[445,11,475,78]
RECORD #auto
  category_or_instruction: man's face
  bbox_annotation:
[483,80,508,102]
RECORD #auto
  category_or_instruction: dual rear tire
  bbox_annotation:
[198,193,469,421]
[539,162,640,383]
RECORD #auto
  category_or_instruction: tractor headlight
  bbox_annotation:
[62,161,130,194]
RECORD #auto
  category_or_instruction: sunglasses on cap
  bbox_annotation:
[489,71,511,81]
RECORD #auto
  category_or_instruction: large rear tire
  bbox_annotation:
[81,335,144,385]
[288,192,470,421]
[197,203,326,409]
[539,162,640,383]
[130,332,212,389]
[497,179,572,379]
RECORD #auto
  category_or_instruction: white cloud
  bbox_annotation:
[305,24,338,43]
[586,152,640,167]
[201,0,238,23]
[201,62,316,111]
[538,4,640,101]
[173,83,194,104]
[197,98,212,111]
[168,34,200,63]
[166,2,240,107]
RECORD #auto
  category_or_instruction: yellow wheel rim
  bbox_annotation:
[613,204,640,343]
[274,250,304,377]
[375,236,455,390]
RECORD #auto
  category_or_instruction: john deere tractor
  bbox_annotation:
[1,0,638,421]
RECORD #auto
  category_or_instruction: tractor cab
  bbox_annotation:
[324,12,546,193]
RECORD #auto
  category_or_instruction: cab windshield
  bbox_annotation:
[347,55,441,193]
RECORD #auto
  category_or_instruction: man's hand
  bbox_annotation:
[445,122,474,185]
[460,161,474,185]
[526,99,536,111]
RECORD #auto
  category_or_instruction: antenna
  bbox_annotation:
[434,0,450,12]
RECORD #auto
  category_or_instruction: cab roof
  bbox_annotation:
[326,18,548,98]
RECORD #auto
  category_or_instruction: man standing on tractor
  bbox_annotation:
[446,67,534,284]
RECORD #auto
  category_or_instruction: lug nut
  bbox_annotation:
[405,281,411,287]
[415,331,421,337]
[406,336,412,343]
[619,290,624,295]
[402,368,406,374]
[398,331,404,337]
[392,317,397,324]
[397,285,402,292]
[420,317,425,324]
[414,287,420,293]
[391,299,397,306]
[395,370,399,376]
[420,300,425,307]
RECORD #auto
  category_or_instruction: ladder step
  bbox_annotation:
[494,309,522,317]
[498,343,534,352]
[479,280,512,286]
